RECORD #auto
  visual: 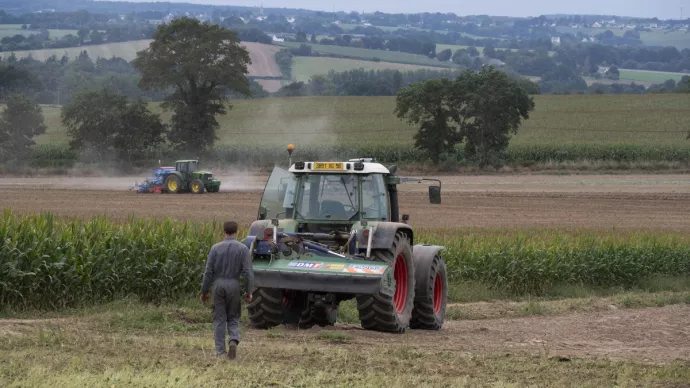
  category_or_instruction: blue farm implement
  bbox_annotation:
[130,167,176,193]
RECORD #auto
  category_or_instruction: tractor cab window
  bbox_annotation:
[296,174,359,221]
[362,174,389,221]
[177,161,198,173]
[258,167,297,220]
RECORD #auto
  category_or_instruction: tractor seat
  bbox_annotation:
[320,200,346,218]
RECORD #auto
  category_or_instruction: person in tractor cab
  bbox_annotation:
[200,221,254,359]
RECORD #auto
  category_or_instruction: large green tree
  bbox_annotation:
[456,67,535,167]
[61,89,166,163]
[0,93,46,161]
[132,17,251,152]
[394,78,461,165]
[395,66,535,167]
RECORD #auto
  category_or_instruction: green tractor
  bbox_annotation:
[163,159,221,194]
[244,156,447,333]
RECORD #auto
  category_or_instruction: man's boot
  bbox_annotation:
[228,340,237,360]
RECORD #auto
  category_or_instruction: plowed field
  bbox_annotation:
[2,173,690,231]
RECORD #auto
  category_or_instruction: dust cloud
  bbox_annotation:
[236,97,340,152]
[0,170,268,192]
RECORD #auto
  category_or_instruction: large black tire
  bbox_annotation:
[190,179,205,194]
[246,288,285,329]
[356,232,415,333]
[298,302,339,329]
[410,252,447,330]
[164,174,181,194]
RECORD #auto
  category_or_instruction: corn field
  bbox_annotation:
[0,211,222,309]
[27,143,690,169]
[420,229,690,294]
[3,212,690,310]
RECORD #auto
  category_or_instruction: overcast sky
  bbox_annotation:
[151,0,690,20]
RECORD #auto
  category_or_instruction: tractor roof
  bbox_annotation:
[288,159,389,174]
[175,159,198,163]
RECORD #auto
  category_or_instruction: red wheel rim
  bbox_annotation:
[282,290,294,308]
[433,273,443,314]
[393,253,408,313]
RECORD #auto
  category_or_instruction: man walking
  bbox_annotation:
[200,221,254,359]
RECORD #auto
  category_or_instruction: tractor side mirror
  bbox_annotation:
[402,214,410,224]
[429,185,441,204]
[258,206,268,220]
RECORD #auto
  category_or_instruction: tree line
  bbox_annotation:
[0,18,261,167]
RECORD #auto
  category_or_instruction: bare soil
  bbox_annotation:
[243,42,281,78]
[1,304,688,363]
[2,173,690,231]
[338,304,690,363]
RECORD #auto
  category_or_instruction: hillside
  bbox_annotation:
[277,41,456,68]
[291,57,444,82]
[0,40,284,91]
[33,94,690,148]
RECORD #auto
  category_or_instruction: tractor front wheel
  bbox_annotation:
[246,288,285,329]
[190,179,205,194]
[356,232,415,333]
[164,175,181,194]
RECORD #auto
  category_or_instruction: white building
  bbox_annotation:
[551,36,561,44]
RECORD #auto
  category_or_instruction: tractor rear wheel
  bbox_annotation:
[356,232,415,333]
[410,253,447,330]
[164,175,181,193]
[246,288,285,329]
[190,179,205,194]
[298,302,339,329]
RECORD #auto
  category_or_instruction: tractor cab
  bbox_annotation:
[175,160,199,175]
[257,159,441,228]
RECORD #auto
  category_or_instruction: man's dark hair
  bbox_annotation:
[223,221,238,236]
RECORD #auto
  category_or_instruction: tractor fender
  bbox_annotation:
[411,244,446,299]
[360,222,413,250]
[248,220,270,238]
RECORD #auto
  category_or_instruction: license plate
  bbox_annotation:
[313,162,343,170]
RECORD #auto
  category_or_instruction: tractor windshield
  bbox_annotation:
[295,174,359,221]
[258,168,390,222]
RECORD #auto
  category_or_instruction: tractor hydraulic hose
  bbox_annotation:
[303,241,347,259]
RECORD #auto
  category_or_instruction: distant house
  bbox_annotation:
[272,34,284,42]
[551,36,561,44]
[592,22,602,28]
[287,17,296,24]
